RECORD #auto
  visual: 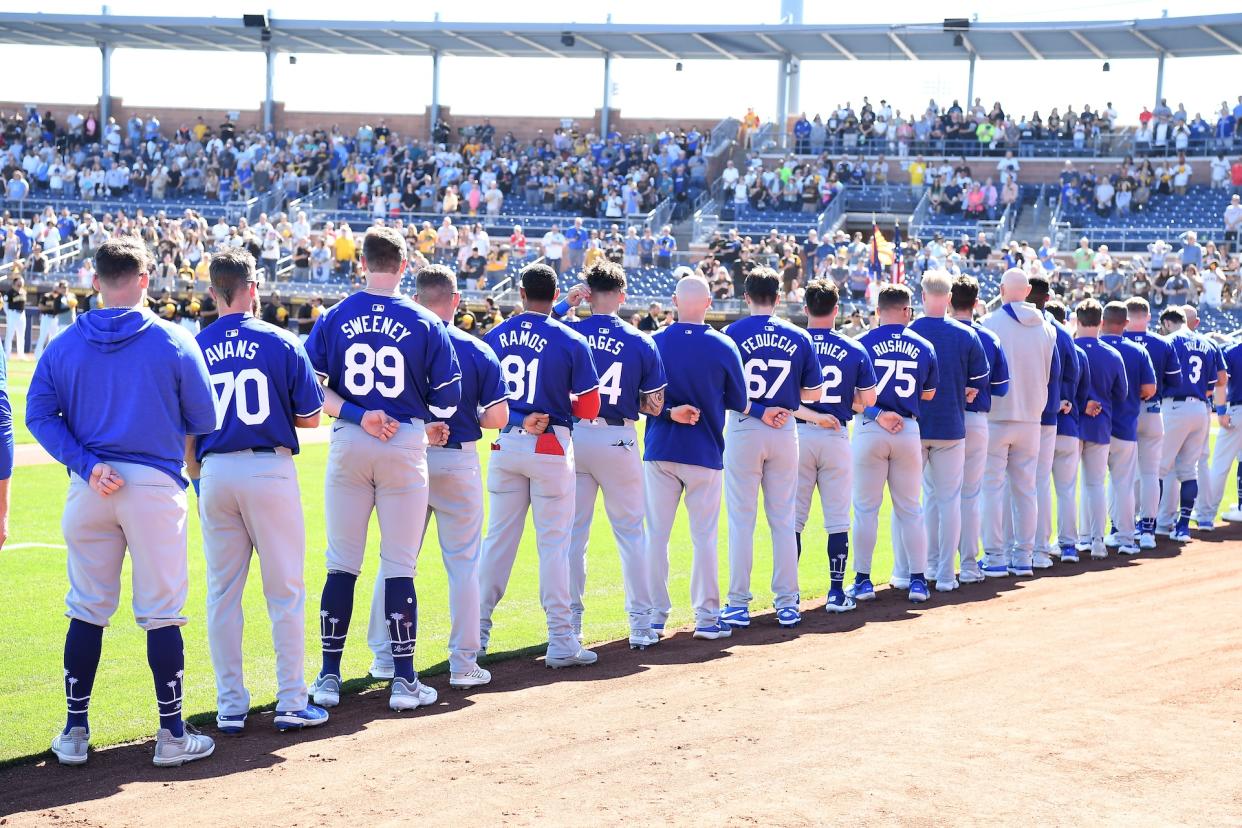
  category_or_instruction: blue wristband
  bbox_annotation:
[508,408,527,429]
[748,401,767,420]
[1217,405,1228,416]
[552,299,572,317]
[339,402,365,425]
[191,478,200,497]
[864,405,882,421]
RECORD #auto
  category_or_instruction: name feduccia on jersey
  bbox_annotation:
[737,327,800,357]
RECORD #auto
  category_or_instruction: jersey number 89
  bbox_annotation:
[211,369,271,427]
[343,343,405,398]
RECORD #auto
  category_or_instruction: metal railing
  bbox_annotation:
[766,131,1134,159]
[707,117,741,157]
[816,193,846,238]
[0,236,84,279]
[644,196,675,234]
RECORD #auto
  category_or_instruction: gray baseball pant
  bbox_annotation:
[200,449,307,716]
[1106,437,1139,547]
[478,426,579,660]
[794,424,851,534]
[851,417,926,577]
[1078,441,1110,546]
[959,412,990,571]
[1202,405,1242,517]
[1053,435,1082,548]
[568,421,652,634]
[1034,425,1058,555]
[646,460,723,627]
[893,438,964,584]
[981,421,1041,570]
[367,444,485,675]
[63,461,189,630]
[1135,409,1164,523]
[1157,401,1208,528]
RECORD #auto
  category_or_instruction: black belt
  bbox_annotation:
[441,441,463,450]
[574,416,626,426]
[204,446,278,458]
[1169,396,1203,403]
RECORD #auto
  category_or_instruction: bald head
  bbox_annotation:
[673,275,711,323]
[1182,304,1199,330]
[999,267,1031,303]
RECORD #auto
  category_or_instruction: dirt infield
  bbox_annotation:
[3,533,1240,826]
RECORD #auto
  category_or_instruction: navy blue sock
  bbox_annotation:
[384,577,417,682]
[1178,479,1199,531]
[827,532,848,590]
[319,571,357,678]
[63,619,103,733]
[1236,463,1242,506]
[146,626,184,738]
[910,571,925,583]
[795,532,802,561]
[854,571,870,585]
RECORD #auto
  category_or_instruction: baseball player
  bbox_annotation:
[1121,298,1181,548]
[1024,276,1078,569]
[949,275,1009,583]
[479,263,602,669]
[1184,305,1225,530]
[793,279,876,613]
[1201,336,1242,522]
[645,275,748,639]
[848,283,939,604]
[365,264,509,689]
[305,226,463,712]
[186,249,328,734]
[1045,301,1092,559]
[979,268,1060,577]
[27,237,218,767]
[890,270,989,592]
[722,266,823,629]
[1070,300,1128,560]
[1099,302,1157,557]
[0,339,11,555]
[554,261,667,648]
[1155,307,1226,542]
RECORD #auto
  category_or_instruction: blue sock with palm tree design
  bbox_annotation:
[63,619,103,733]
[146,626,185,737]
[319,571,357,679]
[384,577,417,682]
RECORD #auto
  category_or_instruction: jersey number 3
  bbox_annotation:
[211,369,271,427]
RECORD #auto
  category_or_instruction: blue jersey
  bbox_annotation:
[485,312,599,430]
[0,345,11,480]
[195,313,325,461]
[1044,313,1080,426]
[644,322,747,470]
[1225,341,1242,404]
[857,324,939,419]
[569,313,667,422]
[1057,345,1091,438]
[802,327,876,425]
[910,316,989,440]
[1123,330,1181,400]
[1101,333,1156,442]
[306,291,462,423]
[1075,337,1128,445]
[1166,330,1224,400]
[438,322,507,444]
[725,314,822,412]
[967,320,1010,414]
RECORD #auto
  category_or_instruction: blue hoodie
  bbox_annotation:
[27,307,217,486]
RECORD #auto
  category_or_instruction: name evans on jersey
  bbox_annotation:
[202,334,260,366]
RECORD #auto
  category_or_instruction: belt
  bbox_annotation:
[1230,401,1242,407]
[574,416,627,427]
[1145,404,1162,413]
[441,441,463,450]
[204,446,279,458]
[1168,396,1202,403]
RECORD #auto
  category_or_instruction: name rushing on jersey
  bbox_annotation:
[339,313,415,343]
[871,335,924,359]
[202,338,259,365]
[738,331,798,357]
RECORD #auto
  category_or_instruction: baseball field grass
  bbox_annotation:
[0,392,900,765]
[5,357,36,445]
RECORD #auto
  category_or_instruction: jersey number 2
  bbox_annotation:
[211,369,271,427]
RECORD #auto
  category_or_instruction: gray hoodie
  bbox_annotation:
[980,301,1058,424]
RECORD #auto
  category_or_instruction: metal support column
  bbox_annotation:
[787,56,800,118]
[601,52,612,138]
[775,58,789,147]
[966,52,977,110]
[430,49,441,143]
[263,45,275,132]
[99,41,112,131]
[1154,50,1165,110]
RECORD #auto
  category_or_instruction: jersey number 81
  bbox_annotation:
[501,355,540,404]
[343,343,405,398]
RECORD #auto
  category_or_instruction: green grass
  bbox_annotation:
[0,435,901,765]
[5,358,36,445]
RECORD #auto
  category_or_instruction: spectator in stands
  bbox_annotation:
[1201,261,1225,308]
[968,232,992,265]
[541,223,566,273]
[1180,231,1204,271]
[1094,177,1115,216]
[292,238,310,282]
[1224,194,1242,254]
[565,217,589,270]
[310,238,332,282]
[435,217,458,262]
[655,225,676,270]
[638,302,661,333]
[1073,237,1093,272]
[461,245,487,290]
[296,295,323,343]
[1162,267,1191,306]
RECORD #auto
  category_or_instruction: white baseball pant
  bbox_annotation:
[1157,401,1209,528]
[367,444,485,675]
[958,412,990,571]
[1052,435,1082,549]
[1202,404,1242,517]
[981,421,1041,570]
[1135,408,1164,523]
[646,460,723,627]
[794,423,851,534]
[893,438,965,585]
[5,308,25,356]
[63,461,188,630]
[851,418,926,577]
[478,426,579,660]
[201,449,307,716]
[1034,425,1058,555]
[34,313,58,360]
[568,421,652,634]
[1078,442,1110,546]
[1106,437,1139,547]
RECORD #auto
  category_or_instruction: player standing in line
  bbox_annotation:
[1122,298,1181,548]
[186,249,328,734]
[793,279,876,613]
[1155,307,1226,542]
[478,263,602,668]
[646,275,748,640]
[1099,302,1157,557]
[551,261,667,649]
[949,275,1009,583]
[848,284,939,604]
[979,268,1059,577]
[1045,301,1092,559]
[365,264,509,690]
[28,238,218,767]
[722,267,823,629]
[305,227,463,712]
[1184,305,1225,530]
[890,270,989,592]
[1022,276,1078,569]
[1201,335,1242,522]
[1070,300,1128,560]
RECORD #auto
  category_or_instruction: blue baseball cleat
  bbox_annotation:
[1060,545,1080,563]
[824,589,857,613]
[275,705,329,731]
[692,621,733,640]
[908,578,930,603]
[216,713,246,735]
[845,579,875,602]
[775,607,801,627]
[720,605,751,628]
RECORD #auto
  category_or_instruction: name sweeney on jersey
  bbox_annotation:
[871,335,923,359]
[497,328,548,353]
[738,331,797,356]
[339,314,415,343]
[203,338,259,366]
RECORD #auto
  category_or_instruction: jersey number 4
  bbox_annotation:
[874,358,917,398]
[211,369,271,427]
[343,343,405,398]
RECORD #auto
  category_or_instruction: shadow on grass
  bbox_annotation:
[0,528,1206,818]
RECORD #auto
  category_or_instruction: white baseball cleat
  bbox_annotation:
[153,724,215,767]
[1221,507,1242,523]
[1139,532,1158,549]
[889,576,911,590]
[449,667,492,689]
[1169,529,1193,543]
[935,578,959,593]
[310,673,341,708]
[958,559,986,583]
[1090,545,1108,560]
[628,629,660,650]
[51,727,89,766]
[389,677,438,711]
[1118,544,1141,556]
[1103,533,1121,549]
[1032,551,1055,569]
[546,648,599,669]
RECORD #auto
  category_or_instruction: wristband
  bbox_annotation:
[864,405,882,421]
[552,299,571,317]
[748,401,767,420]
[338,402,365,425]
[191,478,200,497]
[1218,405,1228,416]
[508,408,527,429]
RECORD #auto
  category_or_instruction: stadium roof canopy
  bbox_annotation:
[2,12,1242,61]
